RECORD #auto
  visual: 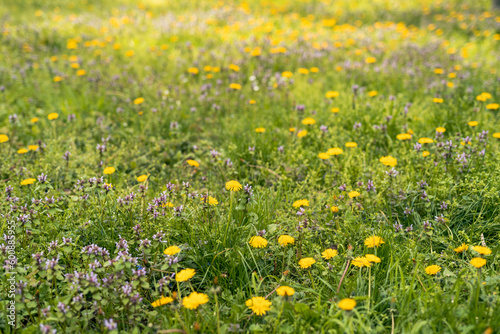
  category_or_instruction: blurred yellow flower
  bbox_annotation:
[425,265,441,275]
[298,257,316,269]
[103,167,116,174]
[321,249,338,260]
[137,175,148,182]
[48,113,59,120]
[338,298,356,310]
[249,236,268,248]
[164,246,181,255]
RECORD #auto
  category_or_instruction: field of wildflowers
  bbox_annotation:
[1,0,500,332]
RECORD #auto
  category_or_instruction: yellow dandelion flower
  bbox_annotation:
[348,191,360,198]
[225,180,242,192]
[418,137,434,144]
[255,127,265,133]
[331,107,340,113]
[379,156,397,167]
[292,199,309,208]
[28,145,39,151]
[297,130,307,138]
[103,167,115,175]
[229,83,241,90]
[368,90,378,97]
[470,257,486,268]
[425,265,441,275]
[468,121,478,127]
[396,133,412,140]
[188,67,199,74]
[20,178,36,186]
[246,296,271,315]
[0,134,9,143]
[17,148,28,154]
[327,147,343,156]
[352,257,372,267]
[278,235,295,246]
[137,175,148,182]
[249,236,268,248]
[364,236,384,248]
[436,127,446,133]
[331,206,339,213]
[176,268,196,282]
[133,97,144,105]
[229,64,240,72]
[365,254,381,263]
[472,246,491,255]
[338,298,356,310]
[183,292,209,310]
[345,142,357,148]
[325,91,339,98]
[282,71,293,78]
[151,296,173,307]
[302,117,316,125]
[164,246,181,256]
[454,243,468,253]
[186,159,200,167]
[48,113,59,120]
[298,257,316,269]
[321,249,338,260]
[433,98,444,103]
[365,57,376,64]
[276,286,295,297]
[422,151,430,157]
[318,152,329,160]
[486,103,499,110]
[31,117,39,123]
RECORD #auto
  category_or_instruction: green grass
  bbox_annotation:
[0,0,499,333]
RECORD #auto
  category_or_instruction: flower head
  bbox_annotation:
[348,191,360,198]
[21,178,37,186]
[103,167,116,175]
[249,236,268,248]
[276,286,295,297]
[298,257,316,269]
[226,180,242,192]
[345,142,358,148]
[151,296,173,307]
[470,257,486,268]
[302,117,316,125]
[379,156,397,167]
[137,175,148,182]
[48,113,59,120]
[352,257,372,267]
[176,268,195,282]
[246,296,272,315]
[292,199,309,208]
[278,235,295,246]
[472,246,491,255]
[321,249,338,260]
[454,243,468,253]
[183,292,208,309]
[318,153,329,160]
[186,160,199,167]
[255,127,265,133]
[0,134,9,143]
[425,265,441,275]
[164,246,181,256]
[327,148,343,156]
[338,298,356,310]
[365,254,381,263]
[364,236,384,248]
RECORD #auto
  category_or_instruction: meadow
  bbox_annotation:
[1,0,500,333]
